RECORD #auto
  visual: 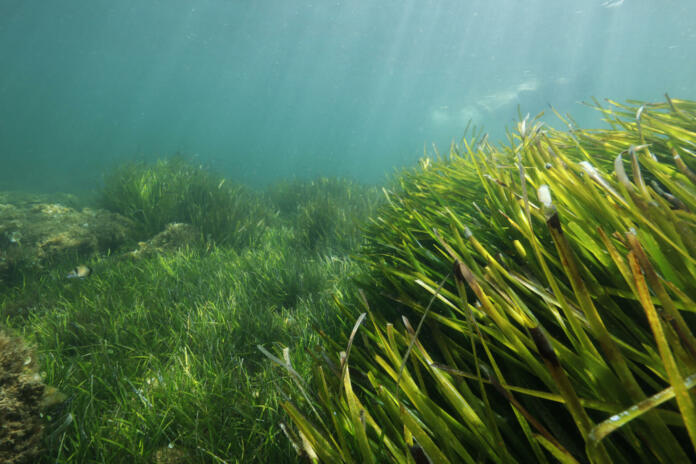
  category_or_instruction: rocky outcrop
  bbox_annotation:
[0,192,134,280]
[124,222,202,259]
[0,332,46,464]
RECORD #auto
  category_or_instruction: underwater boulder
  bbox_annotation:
[152,445,192,464]
[0,193,134,280]
[0,331,46,464]
[124,222,202,259]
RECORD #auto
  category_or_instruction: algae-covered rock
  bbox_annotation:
[124,222,202,259]
[0,331,45,464]
[0,193,134,280]
[152,444,191,464]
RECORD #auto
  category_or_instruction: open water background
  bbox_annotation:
[1,0,694,192]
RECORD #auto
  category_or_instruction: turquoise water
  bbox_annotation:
[1,0,694,192]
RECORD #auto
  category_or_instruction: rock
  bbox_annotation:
[152,445,191,464]
[124,223,202,259]
[0,332,46,464]
[0,193,134,280]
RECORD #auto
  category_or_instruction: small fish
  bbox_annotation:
[66,265,92,279]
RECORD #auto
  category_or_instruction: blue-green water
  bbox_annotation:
[1,0,695,192]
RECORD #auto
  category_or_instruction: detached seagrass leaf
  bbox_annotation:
[588,372,696,456]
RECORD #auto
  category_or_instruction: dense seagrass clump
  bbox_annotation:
[275,97,696,463]
[266,177,381,254]
[100,156,271,248]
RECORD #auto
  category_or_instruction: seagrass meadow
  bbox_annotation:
[5,2,696,463]
[3,96,696,464]
[0,170,381,463]
[270,96,696,463]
